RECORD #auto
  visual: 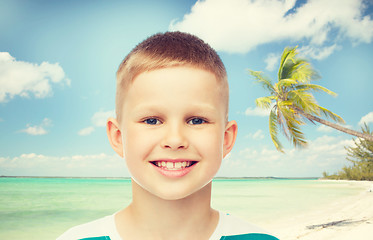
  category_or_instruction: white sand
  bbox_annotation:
[266,180,373,240]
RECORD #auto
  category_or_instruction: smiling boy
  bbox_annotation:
[57,32,278,240]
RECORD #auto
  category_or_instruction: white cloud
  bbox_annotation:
[78,126,95,136]
[265,53,281,71]
[218,135,354,177]
[0,52,70,103]
[19,118,52,135]
[92,110,116,127]
[298,44,340,60]
[244,107,269,117]
[0,153,129,177]
[359,111,373,126]
[317,123,355,134]
[247,129,265,140]
[170,0,373,55]
[78,110,115,136]
[317,125,334,133]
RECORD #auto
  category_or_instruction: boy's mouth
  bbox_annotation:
[150,160,198,171]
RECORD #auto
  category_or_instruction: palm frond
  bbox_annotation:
[289,60,319,83]
[295,84,337,97]
[276,105,285,135]
[275,79,297,96]
[278,47,297,80]
[277,101,303,125]
[276,103,306,144]
[255,96,274,109]
[287,89,320,116]
[278,46,319,83]
[249,70,275,93]
[277,100,293,106]
[269,108,284,152]
[285,118,308,148]
[276,103,298,141]
[276,103,307,148]
[277,79,298,88]
[318,106,345,124]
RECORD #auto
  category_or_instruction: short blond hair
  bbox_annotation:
[116,31,229,123]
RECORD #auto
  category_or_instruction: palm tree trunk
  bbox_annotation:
[294,108,373,142]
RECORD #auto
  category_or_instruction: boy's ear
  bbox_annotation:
[223,120,238,158]
[107,117,124,158]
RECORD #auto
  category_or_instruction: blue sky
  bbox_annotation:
[1,0,372,177]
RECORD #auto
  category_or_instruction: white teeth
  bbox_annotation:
[154,161,194,170]
[166,162,173,169]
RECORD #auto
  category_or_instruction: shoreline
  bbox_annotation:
[266,180,373,240]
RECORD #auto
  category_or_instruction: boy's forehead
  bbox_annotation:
[129,67,217,92]
[130,66,221,88]
[124,67,227,106]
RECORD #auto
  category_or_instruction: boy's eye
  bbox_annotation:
[188,118,206,125]
[144,118,161,125]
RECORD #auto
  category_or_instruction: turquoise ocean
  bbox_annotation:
[0,177,366,239]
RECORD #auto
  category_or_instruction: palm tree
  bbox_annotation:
[250,46,373,152]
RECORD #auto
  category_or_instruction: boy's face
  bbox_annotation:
[111,66,237,200]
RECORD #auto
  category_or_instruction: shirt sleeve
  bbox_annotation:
[210,212,279,240]
[56,215,119,240]
[220,233,279,240]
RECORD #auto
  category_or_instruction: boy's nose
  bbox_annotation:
[161,124,189,150]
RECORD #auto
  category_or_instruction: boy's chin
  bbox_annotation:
[137,180,213,201]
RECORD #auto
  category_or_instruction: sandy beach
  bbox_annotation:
[267,180,373,240]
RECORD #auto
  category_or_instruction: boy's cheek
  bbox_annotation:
[123,130,159,155]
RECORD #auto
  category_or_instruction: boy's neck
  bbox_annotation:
[115,180,219,240]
